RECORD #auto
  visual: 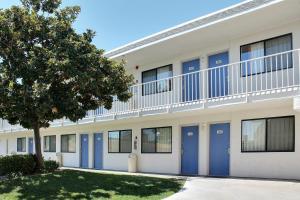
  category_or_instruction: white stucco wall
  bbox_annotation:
[0,138,7,155]
[0,99,299,179]
[129,20,300,84]
[230,109,300,180]
[0,11,299,180]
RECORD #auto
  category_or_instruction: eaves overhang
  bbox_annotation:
[104,0,282,59]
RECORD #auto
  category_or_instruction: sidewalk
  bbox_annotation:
[165,177,300,200]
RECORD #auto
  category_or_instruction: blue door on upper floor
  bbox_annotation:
[181,126,199,175]
[94,133,103,170]
[209,123,230,176]
[80,134,89,168]
[208,52,229,98]
[28,137,33,154]
[182,59,200,102]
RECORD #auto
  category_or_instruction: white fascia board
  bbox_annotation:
[104,0,283,59]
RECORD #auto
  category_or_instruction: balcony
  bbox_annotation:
[1,49,300,133]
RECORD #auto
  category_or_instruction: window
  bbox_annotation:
[61,134,76,153]
[242,116,295,152]
[17,137,26,152]
[108,130,132,153]
[44,135,56,152]
[242,119,266,152]
[142,127,172,153]
[142,65,173,95]
[241,34,293,76]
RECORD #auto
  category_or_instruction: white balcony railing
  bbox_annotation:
[1,49,300,132]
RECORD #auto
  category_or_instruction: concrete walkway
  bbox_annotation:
[61,168,300,200]
[166,177,300,200]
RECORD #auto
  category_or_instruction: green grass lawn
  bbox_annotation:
[0,170,184,200]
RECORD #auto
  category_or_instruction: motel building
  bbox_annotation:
[1,0,300,180]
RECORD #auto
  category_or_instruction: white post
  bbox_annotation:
[245,61,248,102]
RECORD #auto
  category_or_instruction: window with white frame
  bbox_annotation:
[44,135,56,152]
[142,127,172,153]
[17,137,26,152]
[61,134,76,153]
[108,130,132,153]
[240,34,293,76]
[242,116,295,152]
[142,65,173,95]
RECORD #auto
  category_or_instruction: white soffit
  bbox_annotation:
[104,0,282,59]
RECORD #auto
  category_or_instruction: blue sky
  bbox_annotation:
[0,0,243,51]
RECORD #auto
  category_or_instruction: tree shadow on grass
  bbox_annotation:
[0,170,184,199]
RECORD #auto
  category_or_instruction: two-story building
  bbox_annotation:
[1,0,300,180]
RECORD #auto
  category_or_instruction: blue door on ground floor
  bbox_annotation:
[182,59,200,102]
[208,52,229,98]
[181,126,199,175]
[28,137,33,154]
[209,123,230,176]
[80,134,89,168]
[94,133,103,170]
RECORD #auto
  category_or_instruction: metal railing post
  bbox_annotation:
[245,61,248,102]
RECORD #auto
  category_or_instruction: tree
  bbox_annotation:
[0,0,134,170]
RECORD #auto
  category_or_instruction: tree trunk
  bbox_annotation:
[33,123,44,171]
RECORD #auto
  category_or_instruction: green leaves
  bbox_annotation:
[0,0,134,129]
[21,0,62,13]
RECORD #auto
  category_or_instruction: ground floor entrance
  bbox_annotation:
[209,123,230,176]
[181,126,199,175]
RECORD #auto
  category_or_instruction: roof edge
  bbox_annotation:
[104,0,282,58]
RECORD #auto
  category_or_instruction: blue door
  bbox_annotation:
[181,126,199,175]
[28,137,33,154]
[208,52,229,98]
[209,123,230,176]
[94,133,103,170]
[80,134,89,168]
[182,59,200,102]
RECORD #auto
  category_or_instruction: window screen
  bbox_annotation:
[108,130,132,153]
[61,134,76,153]
[142,127,172,153]
[267,117,294,151]
[241,34,292,76]
[242,120,266,152]
[142,65,173,95]
[242,116,294,152]
[17,137,26,152]
[44,135,56,152]
[141,128,156,153]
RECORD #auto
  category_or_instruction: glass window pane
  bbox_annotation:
[17,138,26,152]
[61,135,68,152]
[68,135,76,152]
[61,135,67,152]
[44,136,49,152]
[120,130,132,153]
[266,35,292,55]
[157,65,172,93]
[142,129,156,153]
[242,120,266,151]
[108,131,119,152]
[22,138,26,152]
[265,35,292,71]
[142,69,157,95]
[17,138,21,152]
[50,136,56,152]
[267,117,294,151]
[156,127,172,153]
[17,138,23,152]
[241,42,264,76]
